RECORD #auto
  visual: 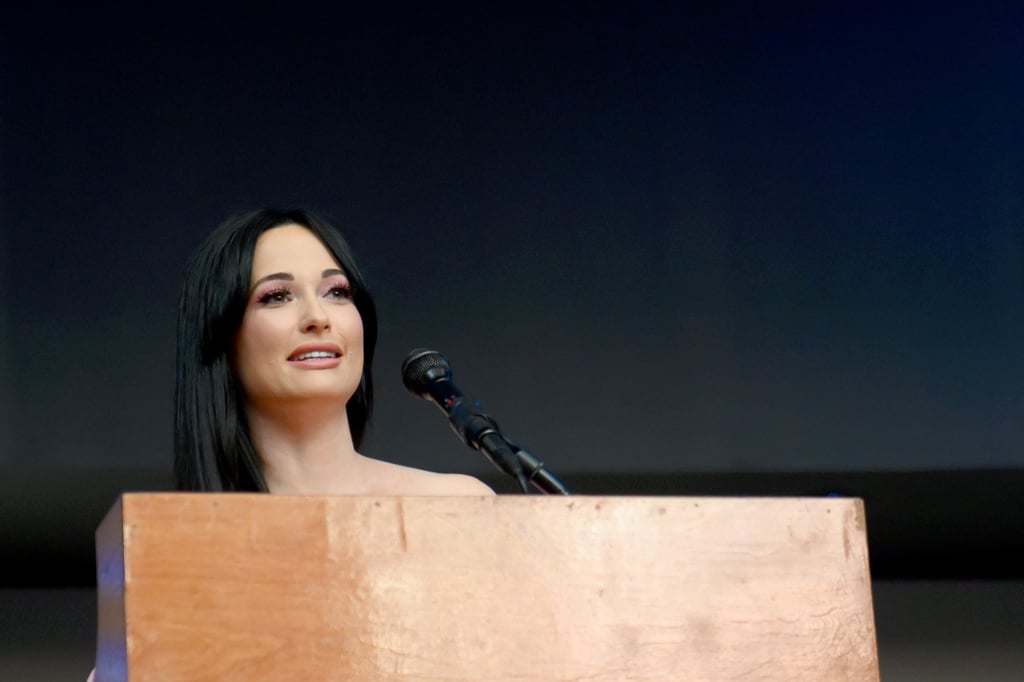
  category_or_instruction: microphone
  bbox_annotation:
[401,349,463,416]
[401,349,569,495]
[402,349,526,488]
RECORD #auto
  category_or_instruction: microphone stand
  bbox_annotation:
[447,399,530,493]
[505,440,571,496]
[447,400,570,495]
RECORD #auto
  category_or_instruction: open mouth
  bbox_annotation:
[289,350,341,362]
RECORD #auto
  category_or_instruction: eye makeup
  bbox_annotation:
[250,272,352,307]
[321,274,353,300]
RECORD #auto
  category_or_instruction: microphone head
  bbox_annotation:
[401,348,453,397]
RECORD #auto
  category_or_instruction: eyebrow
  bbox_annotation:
[251,269,348,291]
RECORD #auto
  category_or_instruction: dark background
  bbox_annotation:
[1,5,1022,584]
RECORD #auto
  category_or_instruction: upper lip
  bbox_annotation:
[287,343,343,361]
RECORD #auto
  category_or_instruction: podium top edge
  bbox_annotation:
[116,492,864,503]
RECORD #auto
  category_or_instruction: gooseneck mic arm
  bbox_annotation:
[502,438,571,495]
[401,349,570,495]
[446,397,530,493]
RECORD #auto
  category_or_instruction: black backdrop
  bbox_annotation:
[4,5,1023,474]
[1,5,1022,582]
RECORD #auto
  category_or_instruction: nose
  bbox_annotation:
[300,298,331,333]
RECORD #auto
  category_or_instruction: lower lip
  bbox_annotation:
[288,356,342,369]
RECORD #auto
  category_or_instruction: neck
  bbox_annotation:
[244,400,366,494]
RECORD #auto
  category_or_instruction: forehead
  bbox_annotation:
[250,224,341,276]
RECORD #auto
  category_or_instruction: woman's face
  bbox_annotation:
[233,224,364,413]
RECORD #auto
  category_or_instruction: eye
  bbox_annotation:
[324,282,353,300]
[256,287,292,305]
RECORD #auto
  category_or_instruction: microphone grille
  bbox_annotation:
[401,348,452,394]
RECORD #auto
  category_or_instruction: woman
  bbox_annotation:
[174,207,493,495]
[89,209,488,681]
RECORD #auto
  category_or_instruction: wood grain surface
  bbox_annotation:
[95,494,879,681]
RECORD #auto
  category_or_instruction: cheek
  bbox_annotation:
[234,313,286,374]
[340,308,364,345]
[232,321,258,389]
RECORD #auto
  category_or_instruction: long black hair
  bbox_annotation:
[174,208,378,491]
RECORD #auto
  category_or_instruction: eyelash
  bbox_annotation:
[326,282,353,300]
[255,283,353,305]
[256,287,292,305]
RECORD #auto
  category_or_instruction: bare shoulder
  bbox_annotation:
[361,456,495,496]
[428,472,496,496]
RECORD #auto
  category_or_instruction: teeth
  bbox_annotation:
[293,351,339,361]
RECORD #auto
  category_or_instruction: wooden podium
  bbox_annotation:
[94,494,879,681]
